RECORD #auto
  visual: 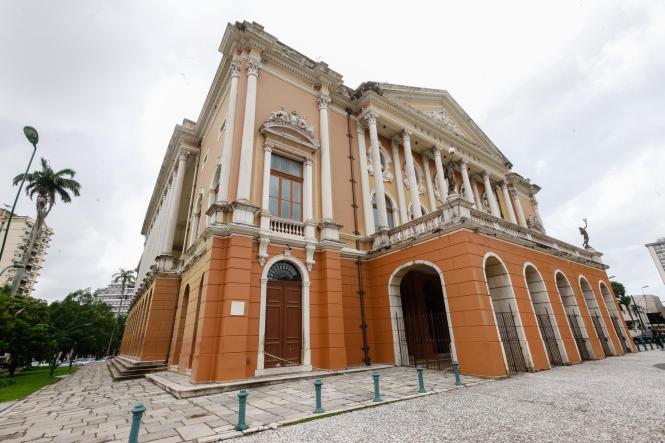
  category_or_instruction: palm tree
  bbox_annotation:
[113,268,136,316]
[106,268,136,355]
[11,158,81,294]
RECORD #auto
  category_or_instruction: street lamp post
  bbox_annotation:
[0,261,24,278]
[0,126,38,262]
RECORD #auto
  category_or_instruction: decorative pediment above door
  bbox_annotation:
[260,106,320,154]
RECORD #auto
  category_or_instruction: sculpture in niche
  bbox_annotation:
[482,192,491,213]
[367,147,394,182]
[579,218,591,249]
[402,164,426,194]
[445,163,458,194]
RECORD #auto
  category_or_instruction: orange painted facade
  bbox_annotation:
[120,22,635,383]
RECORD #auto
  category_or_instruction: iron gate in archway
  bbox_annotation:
[536,312,564,366]
[591,314,612,357]
[495,309,528,374]
[610,315,631,353]
[395,312,452,370]
[568,313,592,361]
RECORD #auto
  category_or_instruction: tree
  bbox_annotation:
[11,158,81,294]
[48,289,116,367]
[112,268,136,316]
[610,280,631,307]
[0,286,54,376]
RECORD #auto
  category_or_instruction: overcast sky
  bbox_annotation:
[1,0,663,302]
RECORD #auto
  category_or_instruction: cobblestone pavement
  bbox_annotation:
[240,350,665,442]
[0,362,480,442]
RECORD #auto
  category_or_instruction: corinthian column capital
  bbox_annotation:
[365,110,378,126]
[318,94,331,110]
[246,57,262,76]
[230,61,241,78]
[401,130,412,144]
[432,145,442,158]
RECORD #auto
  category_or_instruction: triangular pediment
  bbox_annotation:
[374,83,512,167]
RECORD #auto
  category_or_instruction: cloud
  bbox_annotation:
[1,0,663,302]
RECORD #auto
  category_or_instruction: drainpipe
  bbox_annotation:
[346,108,371,366]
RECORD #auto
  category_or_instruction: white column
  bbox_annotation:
[357,124,375,236]
[318,93,334,221]
[402,131,422,219]
[157,179,173,255]
[304,157,313,225]
[162,154,188,254]
[367,112,388,229]
[236,56,261,202]
[392,138,408,224]
[422,153,436,211]
[260,143,273,231]
[459,160,476,207]
[217,60,241,205]
[511,189,528,227]
[432,146,447,203]
[500,182,517,224]
[482,171,501,217]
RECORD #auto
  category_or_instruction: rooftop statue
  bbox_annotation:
[579,218,591,249]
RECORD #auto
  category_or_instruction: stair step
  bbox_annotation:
[107,356,166,381]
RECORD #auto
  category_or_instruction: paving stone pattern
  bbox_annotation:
[0,362,477,442]
[241,351,665,442]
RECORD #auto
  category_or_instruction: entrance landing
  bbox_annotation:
[147,364,394,399]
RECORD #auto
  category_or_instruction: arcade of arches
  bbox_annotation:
[120,232,636,383]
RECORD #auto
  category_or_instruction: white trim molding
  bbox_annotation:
[255,253,312,376]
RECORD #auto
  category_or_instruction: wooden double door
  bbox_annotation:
[265,280,302,368]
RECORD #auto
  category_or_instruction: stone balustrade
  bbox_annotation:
[374,196,603,268]
[270,217,305,238]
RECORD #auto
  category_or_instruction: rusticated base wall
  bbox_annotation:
[120,229,635,382]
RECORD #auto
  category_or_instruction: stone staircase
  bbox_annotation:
[107,355,167,381]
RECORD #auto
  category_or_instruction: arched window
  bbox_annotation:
[267,261,302,282]
[372,194,395,229]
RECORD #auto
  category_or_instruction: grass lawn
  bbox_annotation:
[0,366,79,402]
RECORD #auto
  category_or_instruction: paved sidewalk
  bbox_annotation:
[241,350,665,442]
[0,362,481,442]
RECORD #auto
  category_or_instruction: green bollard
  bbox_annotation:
[372,371,382,402]
[452,361,463,386]
[416,366,425,393]
[236,389,249,431]
[313,378,324,413]
[128,403,145,443]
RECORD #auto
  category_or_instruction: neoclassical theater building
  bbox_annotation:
[119,21,635,383]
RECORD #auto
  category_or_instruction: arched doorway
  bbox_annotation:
[555,272,594,361]
[580,277,615,356]
[389,261,455,370]
[398,269,450,369]
[265,261,302,369]
[599,282,631,353]
[524,264,567,366]
[484,255,532,374]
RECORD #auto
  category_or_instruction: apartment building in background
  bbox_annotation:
[0,208,53,295]
[94,281,136,315]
